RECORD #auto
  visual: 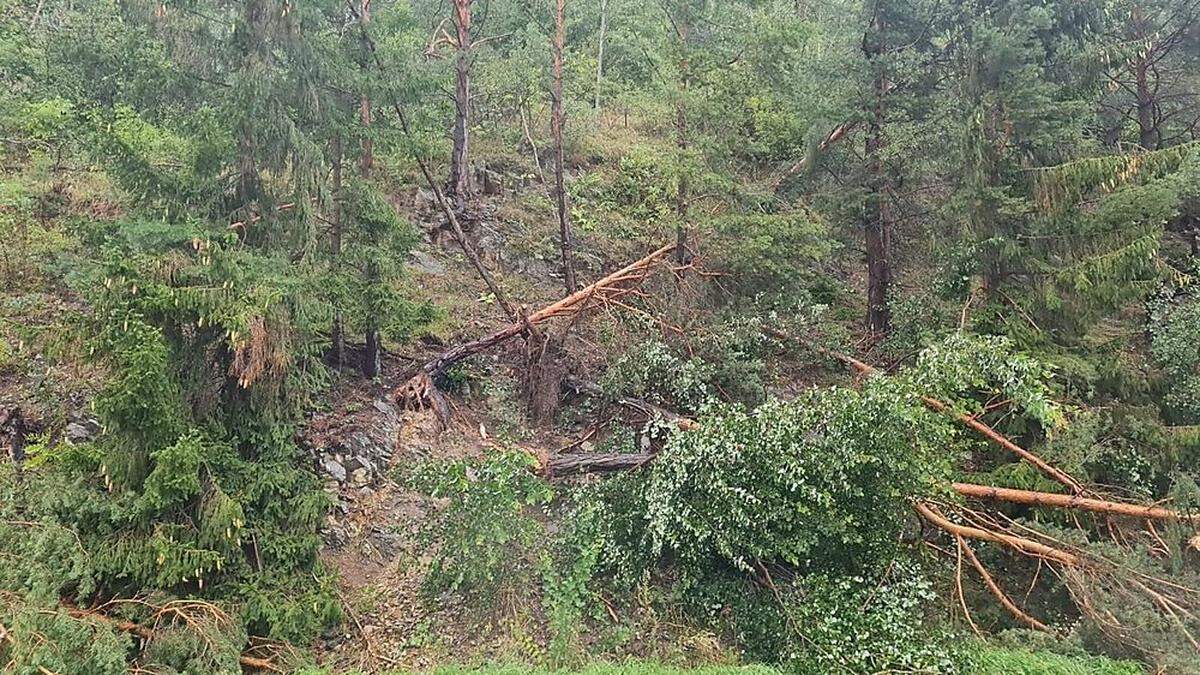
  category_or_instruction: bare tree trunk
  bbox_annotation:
[551,0,577,293]
[330,133,345,369]
[594,0,608,110]
[1132,7,1161,151]
[673,6,690,266]
[449,0,473,212]
[862,11,892,336]
[360,0,381,379]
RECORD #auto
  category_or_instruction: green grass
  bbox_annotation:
[964,645,1144,675]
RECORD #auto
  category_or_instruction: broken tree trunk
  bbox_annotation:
[392,242,676,405]
[952,482,1200,523]
[774,330,1085,494]
[547,451,655,476]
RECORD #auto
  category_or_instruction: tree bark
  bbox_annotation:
[672,4,690,266]
[1131,7,1161,151]
[914,502,1080,566]
[360,0,381,379]
[330,133,345,369]
[550,0,578,293]
[952,481,1200,523]
[594,0,608,110]
[449,0,473,212]
[392,242,676,401]
[862,10,893,336]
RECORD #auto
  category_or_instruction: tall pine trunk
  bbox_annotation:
[330,133,345,369]
[551,0,577,293]
[863,11,892,336]
[594,0,608,110]
[360,0,381,379]
[673,6,690,266]
[449,0,473,212]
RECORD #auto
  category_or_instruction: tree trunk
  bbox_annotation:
[392,242,676,402]
[551,0,577,293]
[330,133,345,369]
[360,0,381,379]
[449,0,473,212]
[862,12,893,336]
[673,5,690,266]
[594,0,608,110]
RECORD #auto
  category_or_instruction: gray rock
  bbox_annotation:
[65,422,92,443]
[406,249,447,276]
[322,458,347,482]
[373,399,397,416]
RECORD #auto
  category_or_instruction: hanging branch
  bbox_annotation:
[345,0,516,322]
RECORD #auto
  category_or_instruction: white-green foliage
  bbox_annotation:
[408,450,554,598]
[639,382,951,577]
[779,563,957,674]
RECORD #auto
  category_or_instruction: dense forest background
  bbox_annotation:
[2,0,1200,673]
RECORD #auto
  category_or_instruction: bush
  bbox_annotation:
[408,450,554,599]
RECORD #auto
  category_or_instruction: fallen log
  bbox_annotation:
[393,242,676,405]
[548,451,655,476]
[952,482,1200,523]
[772,330,1085,494]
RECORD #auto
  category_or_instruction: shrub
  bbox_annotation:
[408,450,554,599]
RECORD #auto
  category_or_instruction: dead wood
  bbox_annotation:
[547,451,655,476]
[914,501,1080,566]
[957,536,1053,632]
[62,606,279,671]
[392,242,676,407]
[952,482,1200,524]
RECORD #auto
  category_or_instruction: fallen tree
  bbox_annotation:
[769,329,1086,494]
[951,481,1200,523]
[392,242,677,408]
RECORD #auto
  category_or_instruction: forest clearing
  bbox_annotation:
[2,0,1200,673]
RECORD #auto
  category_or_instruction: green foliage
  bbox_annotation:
[1149,287,1200,424]
[707,212,834,300]
[779,563,957,674]
[637,385,949,578]
[600,341,716,414]
[408,450,554,599]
